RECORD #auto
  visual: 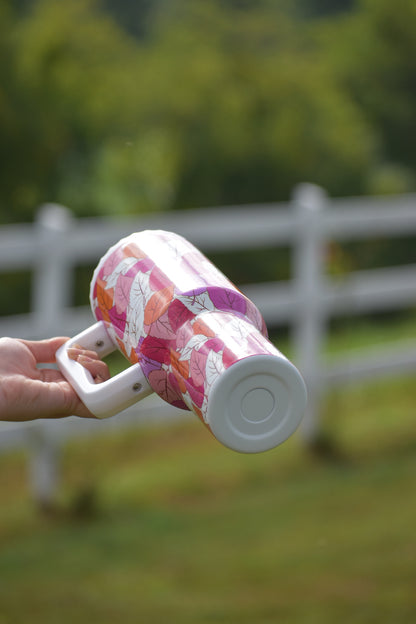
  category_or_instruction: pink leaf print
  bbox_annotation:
[101,248,125,278]
[93,300,103,321]
[149,310,176,340]
[209,287,247,316]
[190,349,207,387]
[148,368,182,405]
[149,266,173,292]
[175,323,195,351]
[140,335,170,365]
[204,337,225,353]
[110,307,127,338]
[172,398,189,410]
[222,346,237,369]
[114,274,135,314]
[168,373,189,409]
[139,352,162,378]
[245,301,266,333]
[185,380,205,409]
[135,257,155,274]
[168,299,194,333]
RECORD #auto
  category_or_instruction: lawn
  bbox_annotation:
[0,318,415,623]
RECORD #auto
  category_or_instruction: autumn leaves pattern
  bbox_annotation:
[90,231,279,428]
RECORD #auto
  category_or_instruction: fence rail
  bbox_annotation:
[1,184,416,504]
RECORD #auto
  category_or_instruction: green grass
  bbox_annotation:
[1,316,416,623]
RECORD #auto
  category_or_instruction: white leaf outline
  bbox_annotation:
[104,257,138,290]
[205,349,225,388]
[125,271,152,344]
[223,315,253,341]
[164,235,193,262]
[200,396,209,422]
[179,334,210,361]
[177,291,216,314]
[204,314,257,358]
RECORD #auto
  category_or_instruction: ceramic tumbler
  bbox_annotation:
[57,230,307,453]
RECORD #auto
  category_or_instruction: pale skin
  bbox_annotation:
[0,337,110,422]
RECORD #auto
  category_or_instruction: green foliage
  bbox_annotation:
[317,0,416,191]
[1,0,148,221]
[125,2,376,208]
[0,0,385,224]
[0,0,415,228]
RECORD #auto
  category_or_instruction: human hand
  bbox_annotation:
[0,337,110,422]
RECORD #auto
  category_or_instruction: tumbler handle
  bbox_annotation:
[56,321,152,419]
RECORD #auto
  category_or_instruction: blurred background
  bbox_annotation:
[1,0,416,622]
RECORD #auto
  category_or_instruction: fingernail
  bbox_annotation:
[67,348,79,360]
[78,355,93,364]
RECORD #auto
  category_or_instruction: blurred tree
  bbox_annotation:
[315,0,416,277]
[0,0,388,225]
[317,0,416,193]
[297,0,356,18]
[0,0,168,222]
[134,1,376,209]
[99,0,156,38]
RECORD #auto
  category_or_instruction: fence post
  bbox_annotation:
[292,183,327,444]
[28,426,61,513]
[33,203,74,338]
[28,204,74,508]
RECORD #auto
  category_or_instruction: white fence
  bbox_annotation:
[1,183,416,504]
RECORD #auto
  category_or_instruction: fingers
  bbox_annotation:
[18,336,69,363]
[20,338,110,384]
[67,345,110,384]
[78,356,110,384]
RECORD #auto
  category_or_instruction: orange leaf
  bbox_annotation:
[144,285,174,325]
[172,367,187,394]
[129,347,139,364]
[192,318,216,337]
[96,278,114,321]
[170,350,190,380]
[123,243,146,260]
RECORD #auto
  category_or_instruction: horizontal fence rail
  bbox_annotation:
[1,184,416,504]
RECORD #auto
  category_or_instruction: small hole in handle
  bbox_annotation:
[132,382,142,392]
[95,340,105,348]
